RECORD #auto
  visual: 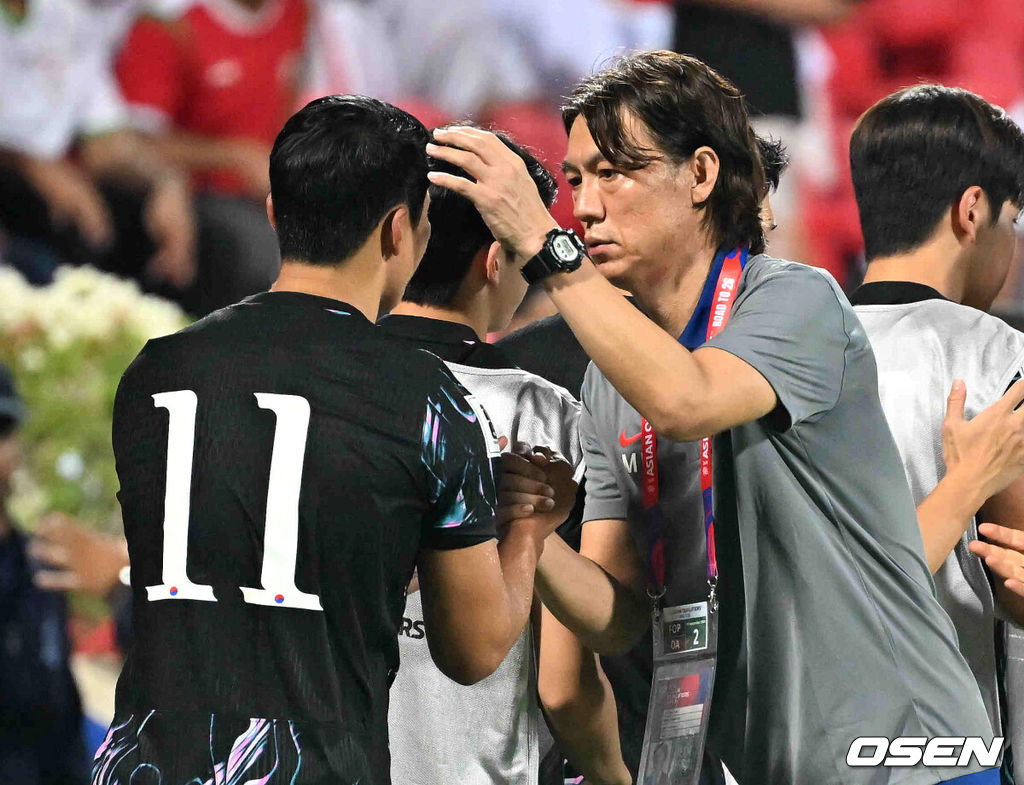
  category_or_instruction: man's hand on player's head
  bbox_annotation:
[970,522,1024,597]
[427,127,559,262]
[496,442,578,543]
[942,378,1024,503]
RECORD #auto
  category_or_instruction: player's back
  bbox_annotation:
[853,284,1024,739]
[95,291,498,785]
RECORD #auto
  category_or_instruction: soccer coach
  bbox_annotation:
[428,51,995,784]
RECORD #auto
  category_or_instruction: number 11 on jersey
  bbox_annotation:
[146,390,323,611]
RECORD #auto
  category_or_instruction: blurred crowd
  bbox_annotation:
[4,0,1024,320]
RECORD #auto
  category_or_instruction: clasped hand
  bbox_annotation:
[497,442,578,543]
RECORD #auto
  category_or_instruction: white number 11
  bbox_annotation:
[146,390,323,611]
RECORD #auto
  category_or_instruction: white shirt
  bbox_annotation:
[0,0,139,158]
[855,283,1024,741]
[388,356,584,785]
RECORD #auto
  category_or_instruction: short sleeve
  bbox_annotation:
[115,17,185,132]
[419,366,499,550]
[79,59,128,138]
[705,263,850,429]
[580,370,629,523]
[996,347,1024,397]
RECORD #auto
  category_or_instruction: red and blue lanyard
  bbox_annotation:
[641,247,748,596]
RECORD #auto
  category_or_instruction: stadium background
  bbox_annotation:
[2,0,1024,764]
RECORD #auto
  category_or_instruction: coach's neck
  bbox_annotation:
[630,238,719,339]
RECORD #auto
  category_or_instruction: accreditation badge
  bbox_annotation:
[637,598,719,785]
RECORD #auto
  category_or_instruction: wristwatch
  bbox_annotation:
[520,228,587,284]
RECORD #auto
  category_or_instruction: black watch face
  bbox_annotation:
[551,233,582,264]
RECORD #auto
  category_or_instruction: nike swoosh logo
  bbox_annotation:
[619,429,642,447]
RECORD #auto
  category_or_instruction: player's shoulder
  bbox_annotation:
[743,254,843,294]
[877,299,1024,359]
[934,304,1024,391]
[496,313,571,349]
[446,361,579,406]
[861,298,1024,404]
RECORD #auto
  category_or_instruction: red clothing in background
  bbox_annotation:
[117,0,307,195]
[804,0,1024,283]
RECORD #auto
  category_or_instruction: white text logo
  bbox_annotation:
[846,737,1003,768]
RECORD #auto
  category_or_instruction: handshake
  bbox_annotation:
[496,441,579,546]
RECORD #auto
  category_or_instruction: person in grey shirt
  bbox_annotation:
[848,85,1024,784]
[428,51,997,784]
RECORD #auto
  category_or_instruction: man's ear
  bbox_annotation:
[484,241,502,285]
[266,194,276,230]
[954,186,986,244]
[689,146,721,205]
[381,205,409,260]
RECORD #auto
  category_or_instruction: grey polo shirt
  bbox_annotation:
[580,255,993,785]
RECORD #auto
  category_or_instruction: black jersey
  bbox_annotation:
[93,292,499,785]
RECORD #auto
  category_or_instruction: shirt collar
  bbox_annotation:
[848,281,951,306]
[243,291,372,325]
[378,314,480,346]
[378,314,520,369]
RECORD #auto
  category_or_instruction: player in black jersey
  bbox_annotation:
[92,96,563,785]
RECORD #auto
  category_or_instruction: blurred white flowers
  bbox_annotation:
[0,265,186,348]
[0,265,190,532]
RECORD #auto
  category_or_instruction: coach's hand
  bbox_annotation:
[970,523,1024,598]
[427,127,559,261]
[497,442,578,542]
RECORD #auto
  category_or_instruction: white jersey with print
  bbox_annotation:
[0,0,133,159]
[388,363,583,785]
[856,294,1024,741]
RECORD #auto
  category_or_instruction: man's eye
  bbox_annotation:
[566,177,581,188]
[597,168,618,180]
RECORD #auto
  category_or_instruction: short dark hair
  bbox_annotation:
[758,135,789,194]
[269,95,430,265]
[402,127,558,307]
[562,50,766,255]
[851,84,1024,261]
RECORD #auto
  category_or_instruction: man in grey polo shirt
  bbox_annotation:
[429,51,998,784]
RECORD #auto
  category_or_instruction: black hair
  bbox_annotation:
[758,135,789,194]
[269,95,430,265]
[562,50,766,255]
[851,84,1024,261]
[402,127,558,307]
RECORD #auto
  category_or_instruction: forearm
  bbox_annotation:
[539,611,631,785]
[496,525,546,652]
[420,528,544,685]
[536,534,648,653]
[145,132,248,174]
[542,261,711,436]
[78,131,181,187]
[918,468,989,573]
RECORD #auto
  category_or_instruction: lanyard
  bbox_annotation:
[641,247,748,596]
